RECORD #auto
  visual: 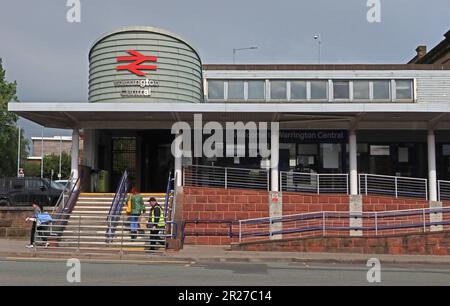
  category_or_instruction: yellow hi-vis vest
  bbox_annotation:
[151,205,166,228]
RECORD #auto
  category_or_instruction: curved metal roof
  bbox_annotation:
[89,26,202,60]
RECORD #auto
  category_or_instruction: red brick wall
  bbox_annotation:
[182,187,269,245]
[232,231,450,255]
[283,193,349,214]
[0,208,34,238]
[181,187,441,246]
[362,196,430,236]
[363,195,428,211]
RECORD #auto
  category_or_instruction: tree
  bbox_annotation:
[42,152,71,180]
[0,58,28,177]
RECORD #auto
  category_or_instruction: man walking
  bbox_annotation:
[147,197,166,250]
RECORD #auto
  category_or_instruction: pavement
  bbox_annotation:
[2,238,450,265]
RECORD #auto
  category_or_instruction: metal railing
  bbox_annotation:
[359,173,428,199]
[237,207,450,243]
[438,180,450,202]
[52,173,74,215]
[33,213,176,255]
[51,176,81,234]
[280,171,349,194]
[106,170,128,238]
[183,165,270,190]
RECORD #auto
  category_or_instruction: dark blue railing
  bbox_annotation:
[106,170,128,238]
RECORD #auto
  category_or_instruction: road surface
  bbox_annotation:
[0,258,449,286]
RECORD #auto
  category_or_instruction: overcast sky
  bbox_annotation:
[0,0,449,139]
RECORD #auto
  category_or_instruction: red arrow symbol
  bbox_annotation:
[116,50,157,76]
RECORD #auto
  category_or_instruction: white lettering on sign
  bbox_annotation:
[114,78,159,97]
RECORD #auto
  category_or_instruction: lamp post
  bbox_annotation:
[17,125,21,177]
[232,46,258,64]
[313,34,322,64]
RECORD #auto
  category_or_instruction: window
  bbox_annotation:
[373,80,391,100]
[310,80,328,100]
[228,81,244,100]
[208,80,225,100]
[248,80,265,100]
[333,80,349,99]
[353,81,370,100]
[270,80,287,100]
[290,81,307,100]
[396,80,413,100]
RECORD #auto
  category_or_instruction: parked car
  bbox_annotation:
[54,180,69,189]
[0,177,64,207]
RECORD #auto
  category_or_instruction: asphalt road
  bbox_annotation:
[0,259,450,286]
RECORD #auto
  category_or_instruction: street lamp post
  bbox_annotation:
[17,126,21,177]
[232,46,258,64]
[314,34,322,64]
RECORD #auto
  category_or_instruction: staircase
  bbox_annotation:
[45,193,171,255]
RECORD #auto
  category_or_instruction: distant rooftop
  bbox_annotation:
[202,64,450,70]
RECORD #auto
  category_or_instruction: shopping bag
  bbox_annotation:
[126,197,132,215]
[37,213,53,225]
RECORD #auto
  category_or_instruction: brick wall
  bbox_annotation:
[362,195,430,236]
[283,193,349,214]
[0,208,34,238]
[32,140,72,157]
[363,195,428,211]
[182,187,269,245]
[181,186,442,246]
[182,187,353,245]
[231,231,450,255]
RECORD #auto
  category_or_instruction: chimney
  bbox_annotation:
[415,45,427,59]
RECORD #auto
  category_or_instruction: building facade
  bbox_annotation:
[8,26,450,203]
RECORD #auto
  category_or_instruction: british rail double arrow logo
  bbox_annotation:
[116,50,158,76]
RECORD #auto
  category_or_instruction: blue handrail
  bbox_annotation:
[106,170,128,238]
[163,171,174,219]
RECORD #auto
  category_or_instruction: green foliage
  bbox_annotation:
[22,161,40,177]
[42,152,71,180]
[0,58,29,177]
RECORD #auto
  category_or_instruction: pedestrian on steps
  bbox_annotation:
[127,187,146,240]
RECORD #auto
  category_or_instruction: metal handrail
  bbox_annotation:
[106,170,128,238]
[52,172,74,215]
[280,171,349,194]
[53,176,80,222]
[236,206,450,242]
[33,213,176,253]
[183,165,270,190]
[358,173,428,199]
[438,180,450,202]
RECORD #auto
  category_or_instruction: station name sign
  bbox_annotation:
[113,79,159,97]
[279,130,348,143]
[115,50,159,97]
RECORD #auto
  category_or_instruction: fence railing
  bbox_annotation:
[237,207,450,243]
[33,213,176,255]
[183,165,270,190]
[51,176,80,233]
[280,171,349,194]
[438,180,450,202]
[106,170,128,239]
[359,173,428,199]
[52,173,74,215]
